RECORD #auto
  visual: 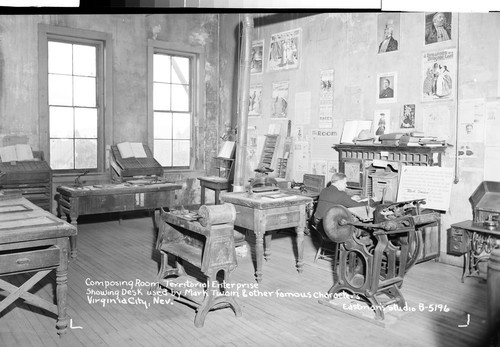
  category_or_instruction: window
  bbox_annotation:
[39,25,112,173]
[149,40,203,169]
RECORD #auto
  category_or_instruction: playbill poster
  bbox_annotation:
[250,40,264,74]
[422,49,456,102]
[248,84,262,117]
[319,69,334,128]
[271,81,289,118]
[267,28,300,72]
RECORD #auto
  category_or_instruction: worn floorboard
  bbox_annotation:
[0,214,494,347]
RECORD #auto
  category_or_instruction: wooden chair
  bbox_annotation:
[198,141,235,205]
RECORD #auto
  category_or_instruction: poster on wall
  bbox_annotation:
[376,72,397,103]
[422,104,451,142]
[400,104,416,129]
[320,69,334,100]
[267,28,301,72]
[271,81,289,118]
[374,110,390,137]
[424,12,452,45]
[422,49,456,102]
[251,40,264,74]
[248,84,262,117]
[319,69,334,128]
[377,13,400,54]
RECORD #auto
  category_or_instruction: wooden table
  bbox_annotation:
[197,176,230,205]
[450,220,500,282]
[0,195,77,336]
[57,182,181,258]
[220,191,313,282]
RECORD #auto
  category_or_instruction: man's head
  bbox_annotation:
[383,79,390,89]
[384,20,394,38]
[433,12,446,27]
[331,172,348,191]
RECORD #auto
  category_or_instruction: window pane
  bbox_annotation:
[154,112,172,139]
[154,139,172,166]
[49,74,73,106]
[172,113,190,139]
[75,139,97,169]
[153,83,171,111]
[75,108,97,138]
[74,76,96,107]
[48,41,72,75]
[50,139,74,169]
[73,45,96,77]
[172,56,190,84]
[172,140,190,166]
[49,106,73,138]
[171,84,189,112]
[154,54,171,83]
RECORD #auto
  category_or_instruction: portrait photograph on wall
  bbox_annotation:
[377,13,400,54]
[374,109,391,136]
[425,12,452,45]
[250,39,264,74]
[377,72,397,103]
[267,28,301,72]
[422,49,456,102]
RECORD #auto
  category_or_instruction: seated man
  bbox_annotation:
[314,172,370,223]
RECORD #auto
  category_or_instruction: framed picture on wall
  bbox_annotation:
[424,12,452,45]
[377,13,400,54]
[401,104,416,129]
[376,72,397,103]
[267,28,301,72]
[251,39,264,74]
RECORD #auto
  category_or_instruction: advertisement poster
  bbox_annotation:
[422,49,456,102]
[250,39,264,74]
[271,81,289,119]
[248,84,263,117]
[267,28,301,72]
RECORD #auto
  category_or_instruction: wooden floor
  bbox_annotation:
[0,212,495,347]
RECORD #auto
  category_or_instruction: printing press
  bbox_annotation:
[319,198,439,321]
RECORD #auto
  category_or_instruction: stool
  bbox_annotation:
[198,176,231,205]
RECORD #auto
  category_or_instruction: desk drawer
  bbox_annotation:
[0,246,60,274]
[265,209,301,229]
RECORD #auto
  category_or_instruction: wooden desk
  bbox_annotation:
[0,195,77,336]
[197,176,231,205]
[57,182,181,258]
[220,191,313,282]
[450,220,500,282]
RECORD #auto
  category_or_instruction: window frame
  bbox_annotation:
[38,24,113,174]
[147,39,204,171]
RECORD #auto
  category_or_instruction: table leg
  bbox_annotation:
[214,189,220,205]
[264,232,272,261]
[69,212,78,260]
[296,225,305,273]
[254,229,264,283]
[56,238,70,336]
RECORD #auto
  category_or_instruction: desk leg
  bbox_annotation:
[296,225,305,274]
[254,230,264,283]
[69,212,78,260]
[200,186,206,205]
[264,232,272,261]
[56,238,70,336]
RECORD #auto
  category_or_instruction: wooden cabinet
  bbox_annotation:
[333,144,446,263]
[0,151,52,211]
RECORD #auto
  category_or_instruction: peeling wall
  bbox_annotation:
[220,12,500,266]
[0,14,223,208]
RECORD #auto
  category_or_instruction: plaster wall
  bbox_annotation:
[220,12,500,266]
